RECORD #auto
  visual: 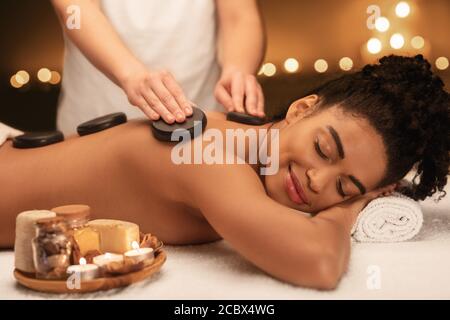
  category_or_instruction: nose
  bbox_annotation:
[306,167,335,194]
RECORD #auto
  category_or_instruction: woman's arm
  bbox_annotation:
[183,156,375,290]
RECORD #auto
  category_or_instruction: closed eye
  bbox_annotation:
[314,138,328,160]
[315,138,346,198]
[336,177,347,198]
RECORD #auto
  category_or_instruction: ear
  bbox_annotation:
[285,94,319,124]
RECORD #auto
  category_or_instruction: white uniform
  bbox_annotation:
[57,0,221,135]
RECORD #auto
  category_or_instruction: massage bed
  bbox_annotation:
[1,177,449,300]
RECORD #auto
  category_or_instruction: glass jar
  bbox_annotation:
[51,204,90,230]
[32,216,72,279]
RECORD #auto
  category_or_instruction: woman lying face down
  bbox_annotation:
[0,54,448,290]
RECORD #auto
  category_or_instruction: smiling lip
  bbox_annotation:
[285,164,310,205]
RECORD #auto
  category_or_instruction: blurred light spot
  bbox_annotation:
[15,70,30,85]
[49,71,61,85]
[10,75,22,88]
[411,36,425,49]
[314,59,328,73]
[262,63,276,77]
[367,38,382,54]
[375,17,390,32]
[435,57,449,70]
[395,2,410,18]
[37,68,52,82]
[390,33,405,49]
[339,57,353,71]
[284,58,299,73]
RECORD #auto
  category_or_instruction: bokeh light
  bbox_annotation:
[339,57,353,71]
[10,75,22,88]
[284,58,299,73]
[367,38,382,54]
[262,63,277,77]
[49,71,61,85]
[37,68,52,82]
[375,17,390,32]
[395,2,410,18]
[15,70,30,85]
[411,36,425,49]
[435,57,449,70]
[314,59,328,73]
[390,33,405,49]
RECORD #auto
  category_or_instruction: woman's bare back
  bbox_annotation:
[0,112,264,247]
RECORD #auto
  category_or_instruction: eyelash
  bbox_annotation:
[315,138,346,198]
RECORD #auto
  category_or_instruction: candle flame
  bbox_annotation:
[131,241,140,250]
[79,257,87,265]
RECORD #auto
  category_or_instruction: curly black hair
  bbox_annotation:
[276,54,450,201]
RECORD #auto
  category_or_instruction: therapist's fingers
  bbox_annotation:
[231,72,245,113]
[256,82,265,117]
[129,93,160,121]
[161,72,193,116]
[214,84,234,111]
[148,73,186,123]
[244,75,258,116]
[141,102,161,121]
[141,88,176,124]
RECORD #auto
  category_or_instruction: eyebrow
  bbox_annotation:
[326,125,366,195]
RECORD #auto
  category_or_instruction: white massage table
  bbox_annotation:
[1,181,449,300]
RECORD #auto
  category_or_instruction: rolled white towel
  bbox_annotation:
[351,192,423,243]
[0,122,23,146]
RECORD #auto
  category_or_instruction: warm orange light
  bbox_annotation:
[49,71,61,85]
[37,68,52,82]
[367,38,382,54]
[339,57,353,71]
[284,58,299,73]
[314,59,328,73]
[10,75,22,88]
[262,63,277,77]
[435,57,449,70]
[15,70,30,85]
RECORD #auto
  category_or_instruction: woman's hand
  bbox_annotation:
[214,66,265,117]
[120,64,194,124]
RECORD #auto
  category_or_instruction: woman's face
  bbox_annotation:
[264,95,389,214]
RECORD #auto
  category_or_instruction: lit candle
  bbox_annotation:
[124,241,154,264]
[67,258,99,281]
[92,252,124,268]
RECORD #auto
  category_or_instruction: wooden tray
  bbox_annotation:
[14,250,166,293]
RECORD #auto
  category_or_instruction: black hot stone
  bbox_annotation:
[151,107,207,142]
[77,112,127,136]
[226,111,268,125]
[12,131,64,149]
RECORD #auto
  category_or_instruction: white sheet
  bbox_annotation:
[1,181,449,300]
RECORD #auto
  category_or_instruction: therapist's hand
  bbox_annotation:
[214,67,265,117]
[120,65,194,124]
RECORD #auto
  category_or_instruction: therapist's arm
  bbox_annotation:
[215,0,266,117]
[50,0,193,123]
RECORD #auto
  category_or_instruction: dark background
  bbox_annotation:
[1,0,449,131]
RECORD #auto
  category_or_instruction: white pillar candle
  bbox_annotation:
[124,241,154,264]
[14,210,56,273]
[67,258,99,281]
[92,252,124,267]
